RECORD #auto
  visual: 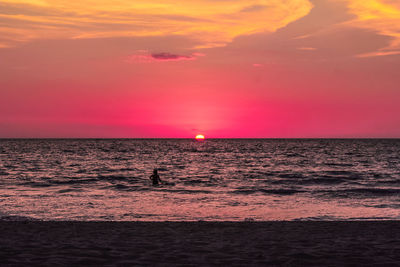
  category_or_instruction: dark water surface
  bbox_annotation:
[0,139,399,221]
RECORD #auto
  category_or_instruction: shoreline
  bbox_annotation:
[1,221,399,265]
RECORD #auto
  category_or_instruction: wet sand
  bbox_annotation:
[1,221,400,266]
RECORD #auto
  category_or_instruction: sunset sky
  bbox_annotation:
[1,0,400,138]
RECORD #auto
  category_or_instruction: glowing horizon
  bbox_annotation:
[1,0,400,138]
[195,134,205,140]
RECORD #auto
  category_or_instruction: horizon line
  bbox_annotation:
[0,137,399,140]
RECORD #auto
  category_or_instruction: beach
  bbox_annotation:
[1,221,400,266]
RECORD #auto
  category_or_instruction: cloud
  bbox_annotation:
[0,0,313,48]
[126,51,201,63]
[356,50,400,58]
[210,0,395,62]
[151,52,193,61]
[345,0,400,56]
[297,47,316,50]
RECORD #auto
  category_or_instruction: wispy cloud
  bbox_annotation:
[356,50,400,58]
[126,50,202,63]
[0,0,313,48]
[297,47,316,51]
[151,52,194,61]
[345,0,400,56]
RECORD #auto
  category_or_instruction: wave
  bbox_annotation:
[293,215,338,221]
[97,174,135,181]
[92,167,138,173]
[270,176,353,186]
[323,170,358,175]
[324,163,354,167]
[183,179,216,186]
[277,173,306,179]
[318,188,400,197]
[104,184,150,192]
[0,214,41,221]
[0,170,9,176]
[156,188,212,194]
[57,188,85,193]
[376,180,400,185]
[51,178,99,185]
[19,181,52,187]
[367,204,400,209]
[232,188,305,195]
[344,188,400,195]
[296,215,395,221]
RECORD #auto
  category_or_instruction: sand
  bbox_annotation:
[1,221,400,266]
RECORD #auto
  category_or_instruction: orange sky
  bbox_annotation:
[0,0,400,137]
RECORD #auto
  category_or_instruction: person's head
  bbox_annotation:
[153,168,158,174]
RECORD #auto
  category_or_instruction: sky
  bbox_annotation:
[0,0,400,138]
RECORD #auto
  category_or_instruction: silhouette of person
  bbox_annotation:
[149,168,162,185]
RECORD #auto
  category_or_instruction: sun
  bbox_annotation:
[195,134,205,140]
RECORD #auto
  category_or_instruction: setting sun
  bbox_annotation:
[195,134,205,140]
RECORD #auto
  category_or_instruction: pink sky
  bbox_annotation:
[0,0,400,137]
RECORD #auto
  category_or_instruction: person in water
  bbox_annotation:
[149,169,162,185]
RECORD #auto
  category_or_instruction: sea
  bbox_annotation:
[0,139,399,221]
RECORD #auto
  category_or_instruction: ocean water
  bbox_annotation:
[0,139,399,221]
